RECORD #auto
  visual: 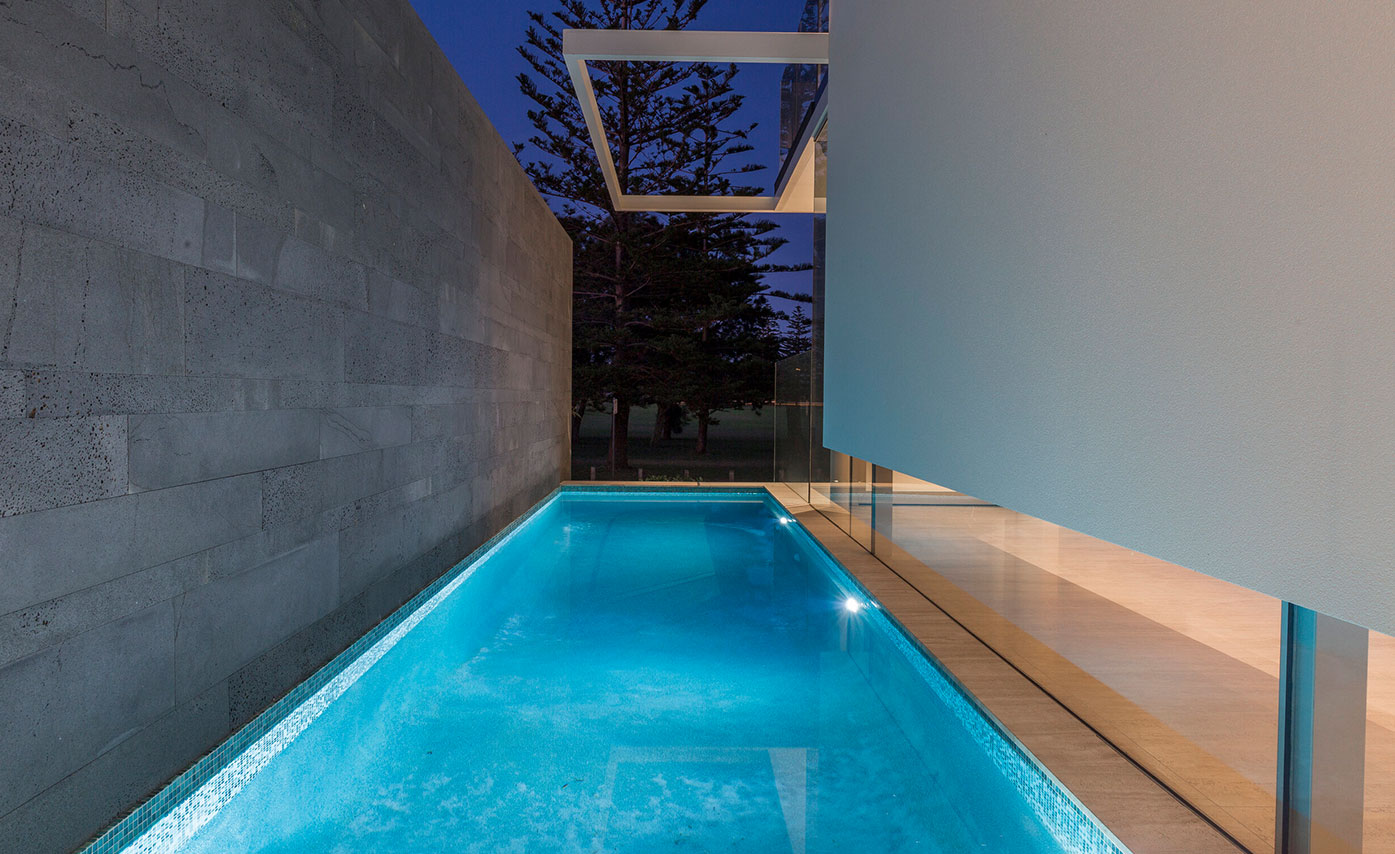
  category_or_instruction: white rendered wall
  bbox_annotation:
[825,2,1395,633]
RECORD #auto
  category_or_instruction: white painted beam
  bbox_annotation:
[562,29,828,64]
[562,29,828,214]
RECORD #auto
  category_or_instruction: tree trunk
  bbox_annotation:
[607,3,632,474]
[651,402,667,445]
[610,400,631,470]
[696,410,710,455]
[572,406,584,445]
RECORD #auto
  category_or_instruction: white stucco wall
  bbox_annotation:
[825,1,1395,633]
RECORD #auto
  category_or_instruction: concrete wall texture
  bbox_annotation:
[0,0,571,850]
[826,2,1395,634]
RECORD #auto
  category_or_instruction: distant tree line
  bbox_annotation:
[515,0,811,466]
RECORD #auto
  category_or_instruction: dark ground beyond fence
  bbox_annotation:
[571,406,774,482]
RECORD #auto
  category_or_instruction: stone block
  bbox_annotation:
[319,405,411,459]
[0,557,180,669]
[0,215,18,354]
[417,479,472,550]
[106,0,160,40]
[0,370,22,417]
[410,402,478,441]
[0,62,282,238]
[0,678,226,854]
[133,472,265,569]
[196,120,345,241]
[343,310,428,385]
[315,476,429,534]
[0,472,261,617]
[332,82,423,198]
[225,596,372,730]
[184,267,344,382]
[265,0,339,71]
[152,0,335,139]
[342,0,407,70]
[350,30,436,168]
[7,224,185,374]
[0,415,126,517]
[380,437,448,488]
[19,369,273,420]
[259,448,385,528]
[0,0,207,159]
[0,116,205,266]
[174,534,339,700]
[349,535,465,648]
[437,434,483,492]
[336,501,412,599]
[2,223,83,368]
[231,211,284,285]
[52,0,105,27]
[272,234,369,308]
[423,330,489,388]
[151,521,328,619]
[337,477,475,604]
[201,202,237,274]
[0,601,175,818]
[129,409,320,490]
[258,378,337,411]
[367,268,433,328]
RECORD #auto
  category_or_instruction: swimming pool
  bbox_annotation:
[86,488,1129,854]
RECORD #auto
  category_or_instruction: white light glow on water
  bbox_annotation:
[843,597,863,613]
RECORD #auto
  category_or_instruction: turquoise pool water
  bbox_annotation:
[91,489,1127,854]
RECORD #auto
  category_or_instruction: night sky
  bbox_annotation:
[407,0,815,307]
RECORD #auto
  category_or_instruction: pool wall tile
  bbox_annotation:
[0,0,571,848]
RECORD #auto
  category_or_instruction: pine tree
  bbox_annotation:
[783,305,813,356]
[654,59,791,455]
[517,0,706,469]
[516,0,799,469]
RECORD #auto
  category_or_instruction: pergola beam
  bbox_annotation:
[562,29,829,214]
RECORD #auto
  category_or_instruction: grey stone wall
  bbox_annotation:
[0,0,571,850]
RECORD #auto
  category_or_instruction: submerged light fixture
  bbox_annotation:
[843,597,863,614]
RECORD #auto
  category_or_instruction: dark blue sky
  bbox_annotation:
[408,0,814,306]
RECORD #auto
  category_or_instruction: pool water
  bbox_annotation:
[95,490,1127,854]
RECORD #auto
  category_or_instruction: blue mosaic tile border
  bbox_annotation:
[872,619,1131,854]
[80,486,568,854]
[774,494,1133,854]
[557,484,769,496]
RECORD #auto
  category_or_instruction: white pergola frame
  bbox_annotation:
[562,29,829,214]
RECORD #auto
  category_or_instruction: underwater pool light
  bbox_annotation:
[843,596,863,614]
